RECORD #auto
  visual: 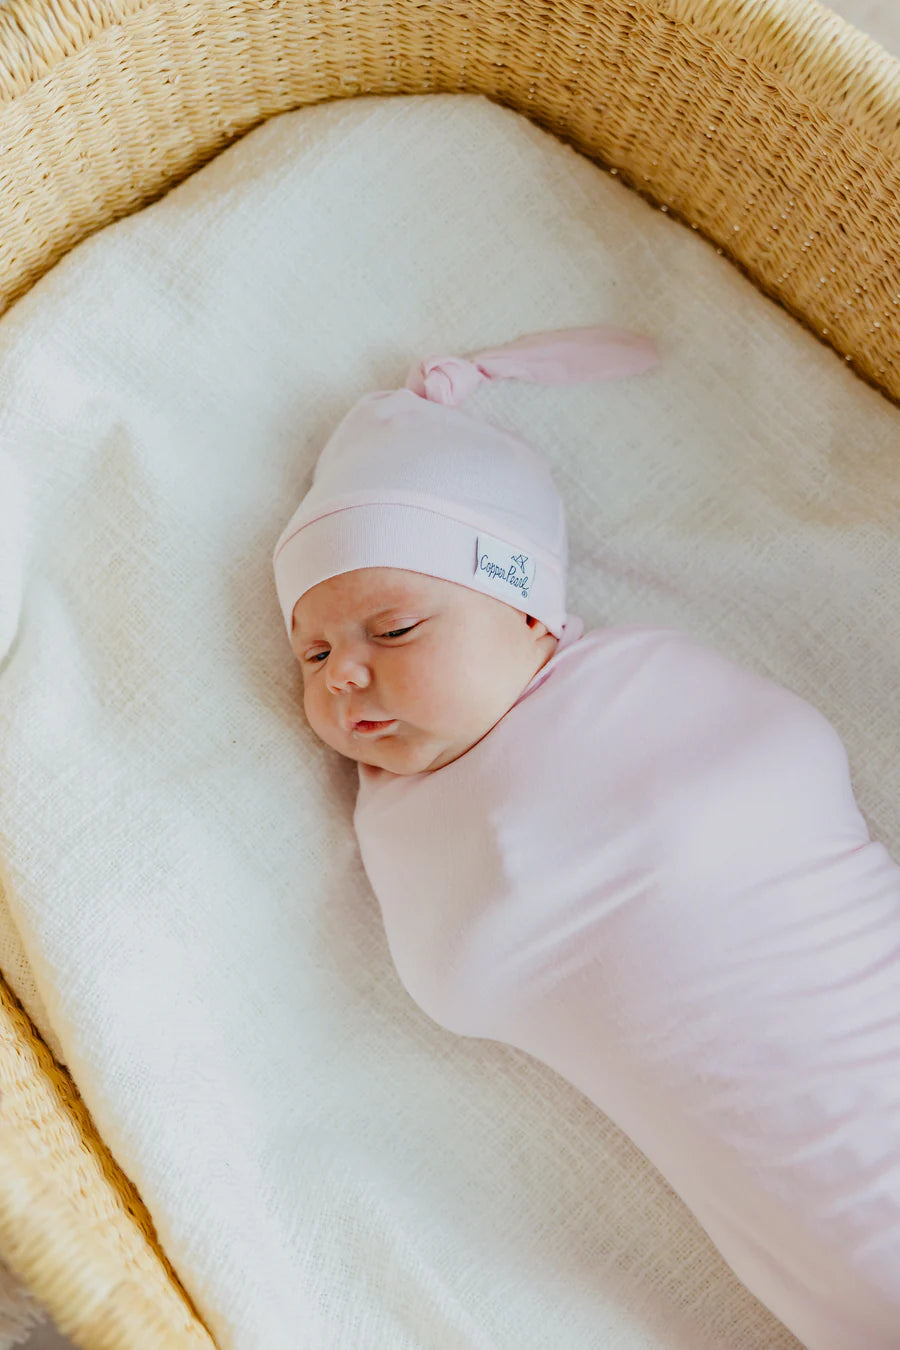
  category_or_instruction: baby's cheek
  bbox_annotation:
[392,660,436,713]
[411,668,458,723]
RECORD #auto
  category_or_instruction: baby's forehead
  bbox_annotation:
[340,566,427,600]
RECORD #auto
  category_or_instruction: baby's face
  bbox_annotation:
[291,567,558,774]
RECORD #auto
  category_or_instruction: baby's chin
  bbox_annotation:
[333,724,474,776]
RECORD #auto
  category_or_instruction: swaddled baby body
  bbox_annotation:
[274,327,900,1350]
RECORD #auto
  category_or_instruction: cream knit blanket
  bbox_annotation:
[1,86,898,1349]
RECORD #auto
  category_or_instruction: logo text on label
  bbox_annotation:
[475,532,536,601]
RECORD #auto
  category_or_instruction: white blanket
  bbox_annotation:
[1,89,899,1350]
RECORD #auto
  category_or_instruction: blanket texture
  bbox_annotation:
[1,88,899,1350]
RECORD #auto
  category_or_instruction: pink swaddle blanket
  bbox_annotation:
[354,621,900,1350]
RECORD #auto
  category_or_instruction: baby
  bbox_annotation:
[273,326,900,1350]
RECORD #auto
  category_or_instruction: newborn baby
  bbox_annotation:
[274,327,900,1350]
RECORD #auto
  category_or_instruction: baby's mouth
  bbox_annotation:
[350,719,398,736]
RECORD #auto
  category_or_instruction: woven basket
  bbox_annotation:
[0,2,898,1346]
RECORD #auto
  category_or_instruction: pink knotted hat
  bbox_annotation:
[273,324,657,641]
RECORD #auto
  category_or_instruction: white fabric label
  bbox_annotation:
[474,531,536,604]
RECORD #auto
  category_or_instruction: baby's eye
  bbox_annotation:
[305,625,417,664]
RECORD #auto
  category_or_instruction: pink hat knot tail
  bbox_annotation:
[404,324,658,406]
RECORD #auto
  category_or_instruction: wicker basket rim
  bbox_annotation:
[1,0,900,154]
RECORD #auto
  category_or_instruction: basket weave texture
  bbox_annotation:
[0,2,898,1347]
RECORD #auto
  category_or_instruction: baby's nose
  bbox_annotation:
[326,655,371,694]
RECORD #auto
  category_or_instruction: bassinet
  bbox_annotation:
[0,1,898,1346]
